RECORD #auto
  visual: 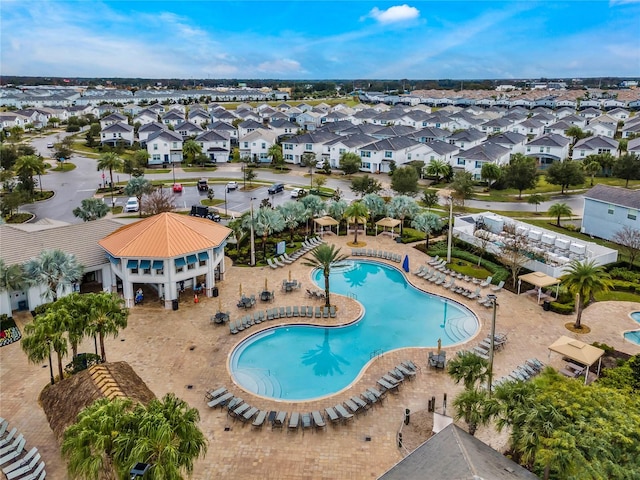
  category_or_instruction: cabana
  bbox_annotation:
[548,335,605,384]
[313,216,339,236]
[346,216,368,234]
[518,271,561,303]
[375,217,401,238]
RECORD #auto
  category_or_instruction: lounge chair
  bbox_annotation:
[267,258,279,269]
[382,373,401,385]
[334,404,354,423]
[292,306,299,317]
[329,305,336,318]
[230,403,251,420]
[288,412,300,432]
[266,309,275,321]
[367,386,386,400]
[527,358,545,372]
[418,267,432,278]
[480,276,493,287]
[229,321,239,334]
[307,306,313,317]
[311,411,326,431]
[428,255,441,265]
[491,280,505,292]
[226,397,244,412]
[301,413,313,432]
[396,364,416,379]
[0,429,17,448]
[286,306,293,318]
[274,256,286,267]
[325,407,340,424]
[251,410,268,429]
[377,378,398,393]
[413,265,426,276]
[315,306,322,318]
[0,421,7,438]
[2,447,37,474]
[0,437,25,464]
[272,411,287,429]
[362,391,377,405]
[241,407,259,423]
[466,287,481,299]
[279,306,286,318]
[471,348,489,360]
[351,396,370,411]
[366,249,373,257]
[5,454,41,480]
[253,312,261,324]
[322,306,329,318]
[284,253,296,263]
[390,367,408,382]
[435,275,446,286]
[205,386,227,401]
[402,360,420,372]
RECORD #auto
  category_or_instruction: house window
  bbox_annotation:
[285,154,293,160]
[608,205,614,215]
[539,147,544,153]
[361,151,371,158]
[361,162,371,169]
[305,144,313,151]
[261,143,266,149]
[187,263,195,270]
[527,147,531,152]
[244,142,249,148]
[457,159,465,165]
[407,153,412,160]
[546,147,551,153]
[172,142,178,148]
[580,150,585,157]
[475,161,483,168]
[284,144,292,150]
[339,148,345,155]
[628,209,637,221]
[384,151,393,159]
[153,144,158,150]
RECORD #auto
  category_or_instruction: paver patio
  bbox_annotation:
[1,234,638,479]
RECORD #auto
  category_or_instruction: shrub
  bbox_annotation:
[550,302,574,315]
[609,267,639,282]
[591,342,615,354]
[426,245,509,284]
[611,279,636,292]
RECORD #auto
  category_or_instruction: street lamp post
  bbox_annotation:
[224,187,228,217]
[446,196,454,263]
[486,293,498,395]
[249,197,256,266]
[172,161,176,185]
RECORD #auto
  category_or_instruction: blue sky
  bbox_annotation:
[2,1,639,79]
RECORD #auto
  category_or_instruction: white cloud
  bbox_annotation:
[256,59,305,74]
[366,4,420,24]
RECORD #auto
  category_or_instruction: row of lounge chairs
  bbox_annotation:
[425,257,504,291]
[351,249,403,263]
[0,418,45,480]
[267,237,325,269]
[204,360,420,434]
[492,358,545,389]
[229,305,337,334]
[413,266,503,307]
[469,333,508,360]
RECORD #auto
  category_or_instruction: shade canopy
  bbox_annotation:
[376,217,401,228]
[519,271,561,289]
[313,216,339,226]
[548,335,604,384]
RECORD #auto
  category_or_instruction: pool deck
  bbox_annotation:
[1,234,639,479]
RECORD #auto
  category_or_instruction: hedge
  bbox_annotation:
[550,302,574,315]
[426,246,509,284]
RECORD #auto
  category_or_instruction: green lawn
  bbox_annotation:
[595,291,640,302]
[51,162,76,172]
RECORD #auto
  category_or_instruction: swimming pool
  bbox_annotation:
[624,312,640,345]
[230,260,479,401]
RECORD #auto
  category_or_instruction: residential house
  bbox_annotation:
[423,111,456,130]
[0,112,30,130]
[555,107,577,119]
[357,136,432,174]
[295,110,325,130]
[370,125,417,140]
[545,120,576,137]
[210,108,237,124]
[530,112,557,126]
[268,119,298,139]
[454,143,511,179]
[146,129,184,166]
[448,111,485,130]
[133,108,160,126]
[209,121,238,143]
[627,137,640,156]
[237,119,264,138]
[408,126,451,143]
[187,108,210,127]
[424,140,459,166]
[603,99,626,110]
[622,119,640,139]
[480,117,515,135]
[195,130,231,163]
[572,136,619,160]
[448,128,487,150]
[585,117,617,138]
[525,133,571,167]
[161,110,185,127]
[578,107,602,119]
[510,118,545,138]
[174,121,204,140]
[100,122,134,146]
[582,184,640,241]
[371,109,407,126]
[350,108,378,125]
[325,133,377,168]
[281,131,340,165]
[484,131,527,156]
[234,109,261,123]
[608,108,630,121]
[137,122,166,145]
[238,129,279,163]
[99,112,128,130]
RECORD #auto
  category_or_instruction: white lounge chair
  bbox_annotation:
[274,256,286,267]
[282,254,293,264]
[480,276,493,287]
[491,280,505,292]
[267,258,279,269]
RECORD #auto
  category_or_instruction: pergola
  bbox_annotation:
[346,216,368,233]
[518,271,561,303]
[375,217,401,238]
[548,335,605,384]
[313,216,339,236]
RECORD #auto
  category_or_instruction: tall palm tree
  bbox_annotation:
[85,292,129,362]
[97,152,123,194]
[447,351,490,390]
[21,310,68,384]
[15,154,46,197]
[361,193,386,230]
[253,207,285,260]
[344,201,368,245]
[300,194,325,234]
[0,259,26,293]
[50,293,90,358]
[452,388,491,436]
[560,259,612,329]
[182,139,202,165]
[268,143,284,170]
[303,244,349,307]
[547,202,572,227]
[23,249,83,302]
[426,159,449,183]
[388,195,419,235]
[411,211,441,249]
[277,200,306,241]
[583,159,601,186]
[326,199,348,234]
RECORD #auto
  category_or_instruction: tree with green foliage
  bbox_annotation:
[547,202,572,227]
[85,292,129,362]
[565,125,587,150]
[47,293,89,358]
[583,158,601,186]
[450,171,475,205]
[560,259,612,329]
[546,160,585,194]
[277,200,306,241]
[447,351,489,391]
[350,175,382,197]
[123,150,148,178]
[411,211,441,249]
[9,125,24,142]
[452,388,491,436]
[361,193,386,229]
[73,198,110,222]
[339,152,361,175]
[344,201,369,245]
[613,153,640,188]
[326,199,348,233]
[422,189,440,210]
[388,195,419,235]
[23,249,83,302]
[390,165,419,195]
[0,259,26,295]
[303,244,349,307]
[15,154,46,198]
[425,159,449,183]
[527,193,546,213]
[97,152,123,195]
[182,139,202,165]
[268,144,284,170]
[300,194,325,234]
[21,309,68,384]
[504,154,538,198]
[480,163,502,189]
[253,207,285,260]
[124,177,153,217]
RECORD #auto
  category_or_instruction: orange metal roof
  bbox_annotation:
[98,212,231,258]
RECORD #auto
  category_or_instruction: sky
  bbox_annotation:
[1,0,639,80]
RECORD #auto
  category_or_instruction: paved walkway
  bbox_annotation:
[1,234,639,479]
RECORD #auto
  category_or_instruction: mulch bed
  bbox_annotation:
[0,317,22,347]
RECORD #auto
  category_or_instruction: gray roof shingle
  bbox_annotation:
[584,184,640,209]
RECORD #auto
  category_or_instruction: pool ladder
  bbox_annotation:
[370,349,383,360]
[348,292,357,300]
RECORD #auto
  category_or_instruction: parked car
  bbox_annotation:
[226,181,238,191]
[173,183,183,193]
[124,197,139,212]
[315,160,326,169]
[291,188,306,198]
[46,142,54,148]
[268,183,285,194]
[197,178,208,191]
[189,205,221,222]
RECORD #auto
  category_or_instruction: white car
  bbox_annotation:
[226,181,239,190]
[46,142,54,148]
[124,197,139,212]
[291,188,305,198]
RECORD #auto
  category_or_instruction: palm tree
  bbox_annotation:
[0,259,26,294]
[182,139,202,165]
[361,193,386,230]
[50,293,90,358]
[560,259,612,329]
[23,249,84,302]
[62,397,132,480]
[411,211,441,249]
[300,194,325,234]
[446,351,489,390]
[303,244,349,307]
[97,152,123,195]
[21,310,68,384]
[344,201,369,245]
[388,195,419,236]
[326,199,348,234]
[277,201,306,241]
[426,159,449,183]
[253,207,285,260]
[268,144,284,170]
[547,202,572,227]
[15,154,46,197]
[527,193,546,214]
[123,177,154,217]
[583,159,601,186]
[85,292,129,362]
[452,388,491,436]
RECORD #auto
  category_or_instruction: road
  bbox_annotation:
[465,193,585,216]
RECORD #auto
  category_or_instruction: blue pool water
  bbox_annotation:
[624,312,640,345]
[230,260,479,401]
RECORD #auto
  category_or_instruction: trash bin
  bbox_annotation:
[543,300,551,311]
[395,236,403,243]
[172,299,179,311]
[212,287,219,297]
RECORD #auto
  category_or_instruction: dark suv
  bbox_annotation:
[189,205,221,222]
[268,183,285,194]
[197,178,208,191]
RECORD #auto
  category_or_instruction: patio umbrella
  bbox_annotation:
[402,255,409,273]
[265,278,268,290]
[437,338,442,354]
[289,270,292,281]
[239,284,242,297]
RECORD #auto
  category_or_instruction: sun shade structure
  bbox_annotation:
[375,217,401,238]
[518,271,561,302]
[313,215,339,235]
[548,335,605,384]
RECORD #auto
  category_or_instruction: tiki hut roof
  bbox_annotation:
[39,361,156,441]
